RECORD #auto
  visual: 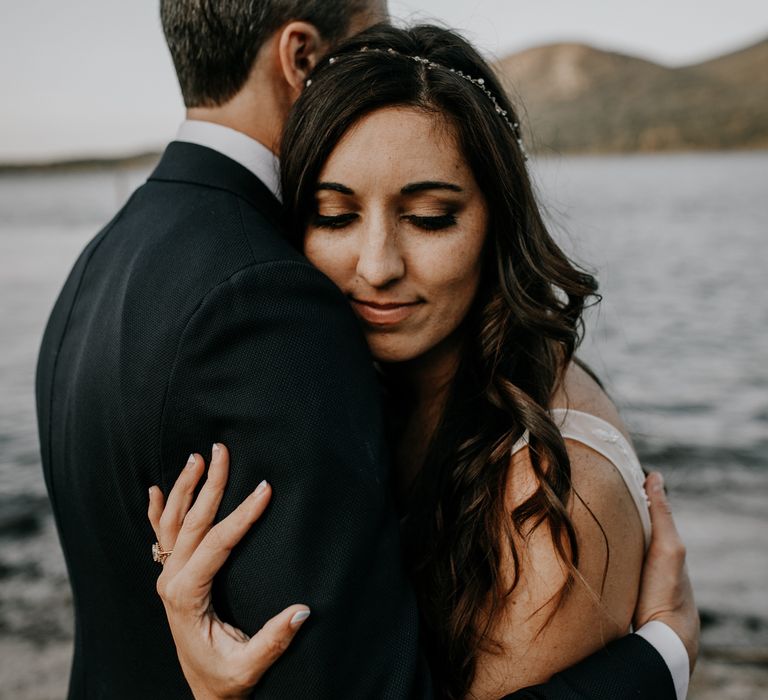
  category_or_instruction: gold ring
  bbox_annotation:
[152,542,173,565]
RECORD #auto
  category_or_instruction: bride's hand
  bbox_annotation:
[147,444,311,700]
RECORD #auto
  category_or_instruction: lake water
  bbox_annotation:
[1,152,767,689]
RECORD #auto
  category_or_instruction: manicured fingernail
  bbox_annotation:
[148,486,155,497]
[187,453,196,464]
[254,480,268,497]
[212,443,220,455]
[290,610,311,627]
[652,473,664,494]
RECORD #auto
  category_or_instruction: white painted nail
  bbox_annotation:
[187,453,196,464]
[212,443,220,455]
[290,610,311,627]
[254,480,268,496]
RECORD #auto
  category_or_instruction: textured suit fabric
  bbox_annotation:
[36,141,678,700]
[36,142,429,699]
[502,634,676,699]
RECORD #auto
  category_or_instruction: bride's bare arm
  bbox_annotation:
[471,440,645,698]
[147,445,310,700]
[470,366,647,698]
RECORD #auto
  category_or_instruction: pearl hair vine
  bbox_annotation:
[306,46,528,161]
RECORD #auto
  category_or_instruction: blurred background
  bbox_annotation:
[0,1,766,697]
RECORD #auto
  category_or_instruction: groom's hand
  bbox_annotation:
[634,472,699,674]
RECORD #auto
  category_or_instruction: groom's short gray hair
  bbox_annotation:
[161,0,372,108]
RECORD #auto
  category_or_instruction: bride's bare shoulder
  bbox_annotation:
[550,360,631,442]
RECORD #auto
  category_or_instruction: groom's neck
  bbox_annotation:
[185,58,290,156]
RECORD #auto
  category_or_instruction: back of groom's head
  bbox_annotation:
[161,0,380,108]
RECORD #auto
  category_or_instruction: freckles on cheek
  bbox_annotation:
[425,240,485,336]
[432,238,484,292]
[304,235,354,289]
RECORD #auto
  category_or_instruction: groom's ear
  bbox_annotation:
[276,21,328,97]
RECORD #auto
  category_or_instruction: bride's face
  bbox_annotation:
[303,107,488,363]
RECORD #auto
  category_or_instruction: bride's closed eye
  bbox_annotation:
[402,213,457,231]
[312,211,459,232]
[313,212,358,228]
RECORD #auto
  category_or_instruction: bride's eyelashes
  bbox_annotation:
[313,212,358,229]
[402,213,457,231]
[312,211,459,232]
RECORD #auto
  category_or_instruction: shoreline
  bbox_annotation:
[2,146,767,175]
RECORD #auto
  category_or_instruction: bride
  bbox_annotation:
[148,24,695,699]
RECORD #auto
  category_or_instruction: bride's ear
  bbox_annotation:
[276,21,328,97]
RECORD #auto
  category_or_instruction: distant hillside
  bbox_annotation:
[3,38,765,168]
[496,37,768,153]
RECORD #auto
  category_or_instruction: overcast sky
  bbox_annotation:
[1,0,766,161]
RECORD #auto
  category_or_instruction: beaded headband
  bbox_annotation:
[306,46,528,161]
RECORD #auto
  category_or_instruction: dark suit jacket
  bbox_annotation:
[36,142,676,699]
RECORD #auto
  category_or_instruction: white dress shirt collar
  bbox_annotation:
[175,120,281,202]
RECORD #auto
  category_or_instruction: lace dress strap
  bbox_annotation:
[511,408,651,548]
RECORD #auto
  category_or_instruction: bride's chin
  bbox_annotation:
[367,336,426,364]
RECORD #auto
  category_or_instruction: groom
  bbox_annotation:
[36,1,697,698]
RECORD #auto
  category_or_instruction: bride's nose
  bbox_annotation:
[355,218,405,288]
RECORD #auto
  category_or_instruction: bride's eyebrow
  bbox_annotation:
[401,181,463,194]
[316,182,354,194]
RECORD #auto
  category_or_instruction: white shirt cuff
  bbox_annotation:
[635,620,690,700]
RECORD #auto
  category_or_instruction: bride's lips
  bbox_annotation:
[350,298,423,326]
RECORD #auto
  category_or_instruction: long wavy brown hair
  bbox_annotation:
[279,24,600,699]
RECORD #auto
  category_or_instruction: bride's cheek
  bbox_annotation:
[432,244,484,322]
[303,234,349,285]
